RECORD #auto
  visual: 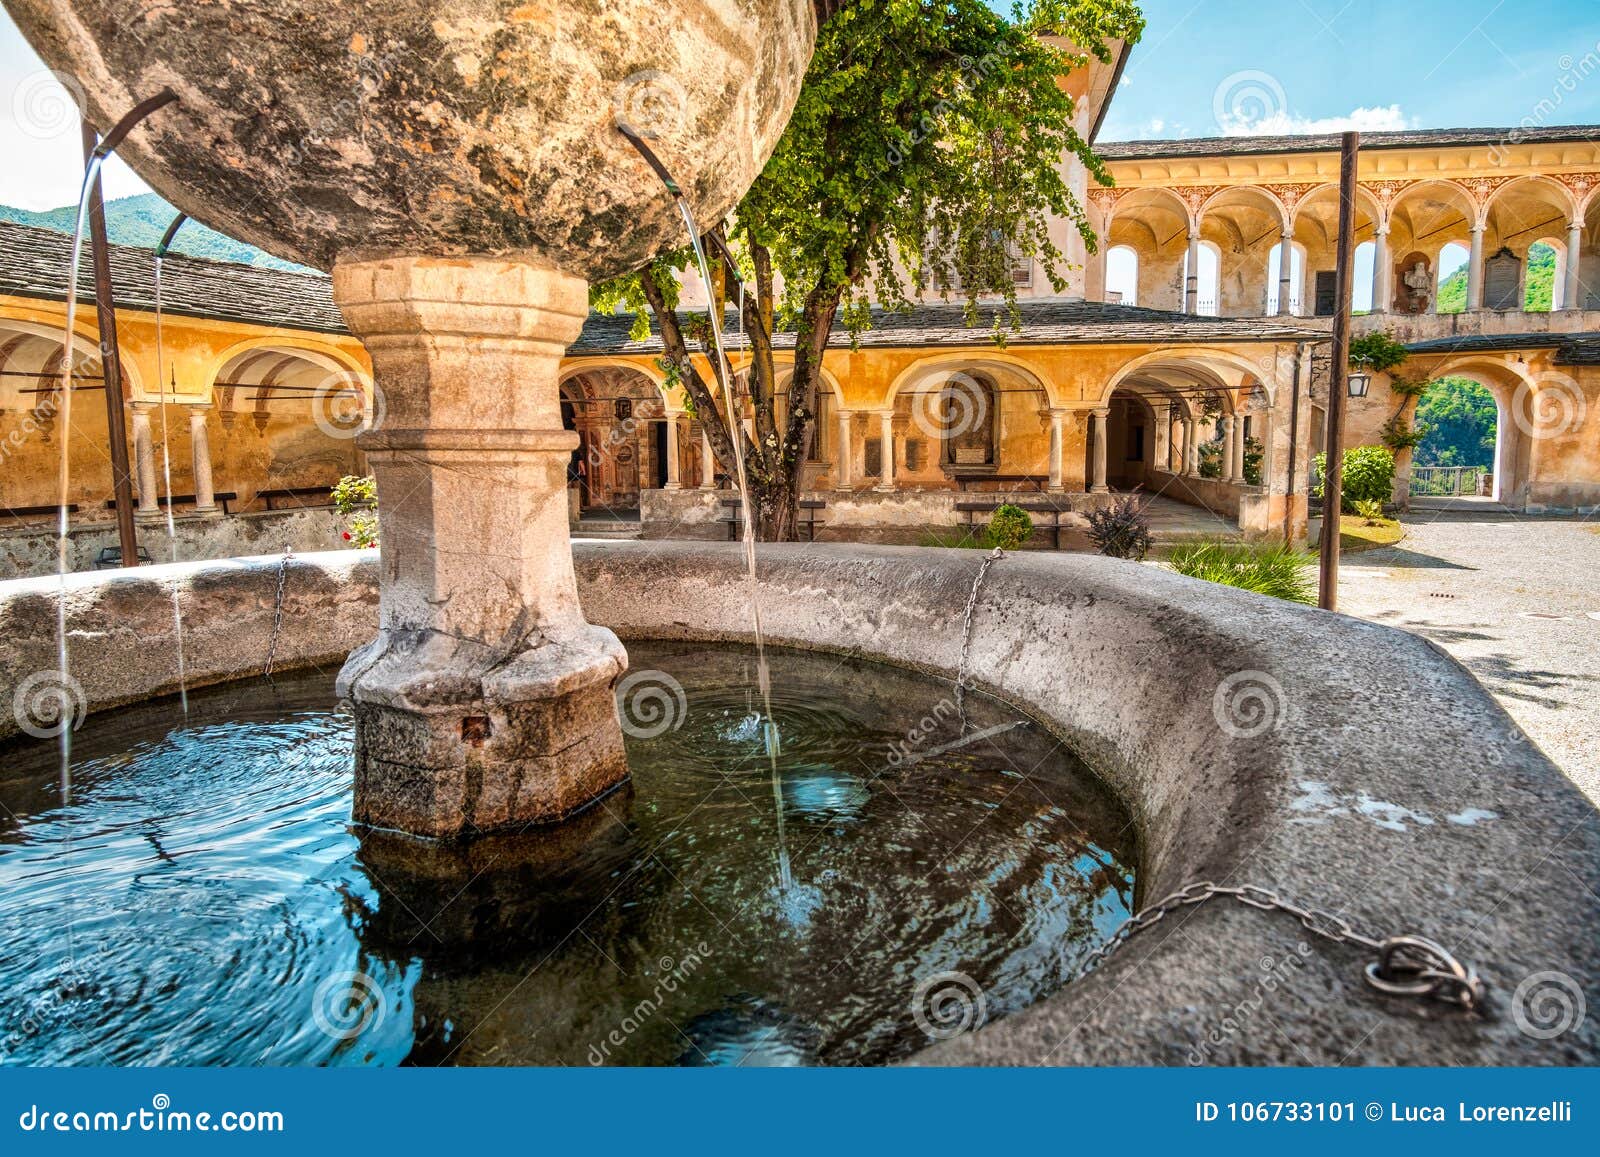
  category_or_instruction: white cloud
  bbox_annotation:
[1221,104,1414,137]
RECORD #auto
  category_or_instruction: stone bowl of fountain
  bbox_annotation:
[7,0,816,279]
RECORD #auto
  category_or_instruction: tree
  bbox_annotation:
[593,0,1145,539]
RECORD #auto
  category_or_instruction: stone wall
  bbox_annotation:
[641,486,1102,546]
[0,507,350,579]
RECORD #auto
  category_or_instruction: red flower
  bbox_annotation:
[342,531,352,541]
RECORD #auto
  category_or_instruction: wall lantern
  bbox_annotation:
[1347,357,1372,399]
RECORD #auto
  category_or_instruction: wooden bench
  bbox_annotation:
[105,492,238,514]
[254,487,334,511]
[719,497,827,541]
[954,498,1072,550]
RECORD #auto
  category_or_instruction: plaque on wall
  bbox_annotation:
[1482,247,1522,311]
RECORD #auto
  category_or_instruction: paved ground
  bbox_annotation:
[1338,512,1600,805]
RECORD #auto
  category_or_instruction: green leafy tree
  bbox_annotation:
[593,0,1144,539]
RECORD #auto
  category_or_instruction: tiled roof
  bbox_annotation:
[0,221,348,335]
[1097,125,1600,161]
[571,299,1327,355]
[1402,331,1600,364]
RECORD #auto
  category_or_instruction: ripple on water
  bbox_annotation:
[0,642,1135,1066]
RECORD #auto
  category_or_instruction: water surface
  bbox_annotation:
[0,642,1134,1066]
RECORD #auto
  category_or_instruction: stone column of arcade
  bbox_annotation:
[331,258,626,839]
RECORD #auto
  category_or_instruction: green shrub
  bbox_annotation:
[1313,445,1396,513]
[1085,492,1152,560]
[985,503,1033,550]
[1168,542,1316,604]
[332,474,379,548]
[1198,439,1222,479]
[1351,498,1386,524]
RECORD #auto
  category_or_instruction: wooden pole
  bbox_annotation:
[1318,131,1359,611]
[81,122,140,567]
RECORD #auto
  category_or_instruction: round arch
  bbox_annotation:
[1099,346,1284,409]
[1201,184,1291,235]
[883,351,1057,409]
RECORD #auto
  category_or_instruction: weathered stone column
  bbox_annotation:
[1466,224,1486,311]
[1232,416,1248,481]
[1220,415,1236,483]
[1371,227,1391,313]
[1183,413,1200,476]
[331,255,629,840]
[129,402,161,523]
[1564,220,1584,311]
[834,411,854,490]
[663,416,682,489]
[1047,408,1067,492]
[874,410,895,491]
[189,405,219,516]
[1185,230,1202,314]
[699,425,717,489]
[1151,403,1171,469]
[1090,407,1110,493]
[1277,233,1295,316]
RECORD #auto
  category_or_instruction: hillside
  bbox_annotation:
[1435,241,1555,312]
[0,193,314,273]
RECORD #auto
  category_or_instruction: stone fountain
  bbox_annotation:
[6,0,820,837]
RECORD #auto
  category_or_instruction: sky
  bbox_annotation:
[3,2,1600,211]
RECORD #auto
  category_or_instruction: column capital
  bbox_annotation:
[130,400,157,416]
[1091,405,1111,419]
[1469,222,1487,235]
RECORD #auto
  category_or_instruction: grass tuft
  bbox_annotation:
[1167,541,1317,604]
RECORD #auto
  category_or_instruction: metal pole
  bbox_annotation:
[81,122,140,567]
[1318,131,1359,611]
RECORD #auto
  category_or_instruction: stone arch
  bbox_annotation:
[1100,347,1282,409]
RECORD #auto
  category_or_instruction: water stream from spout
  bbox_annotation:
[618,124,792,894]
[51,152,108,804]
[153,224,190,714]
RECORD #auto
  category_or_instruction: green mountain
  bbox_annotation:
[1435,241,1556,313]
[1415,377,1498,469]
[0,193,314,273]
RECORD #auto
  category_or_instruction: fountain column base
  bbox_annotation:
[331,256,629,840]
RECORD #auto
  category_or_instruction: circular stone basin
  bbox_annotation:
[8,0,816,275]
[0,642,1134,1066]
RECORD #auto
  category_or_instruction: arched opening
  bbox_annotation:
[1182,242,1221,315]
[1267,241,1305,315]
[558,364,668,518]
[211,346,370,510]
[0,322,130,517]
[1435,242,1471,313]
[1105,188,1192,312]
[889,358,1051,489]
[1411,376,1502,501]
[1106,245,1139,305]
[1524,239,1562,312]
[1352,240,1375,312]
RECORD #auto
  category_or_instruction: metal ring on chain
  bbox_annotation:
[1364,934,1487,1011]
[1074,880,1487,1016]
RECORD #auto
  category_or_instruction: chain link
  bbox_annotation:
[1073,880,1487,1013]
[263,547,293,679]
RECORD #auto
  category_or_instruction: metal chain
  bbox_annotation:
[953,547,1004,726]
[1073,880,1487,1012]
[263,547,293,678]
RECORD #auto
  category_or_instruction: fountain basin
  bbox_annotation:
[1,542,1597,1064]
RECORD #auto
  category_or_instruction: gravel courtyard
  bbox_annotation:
[1338,512,1600,806]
